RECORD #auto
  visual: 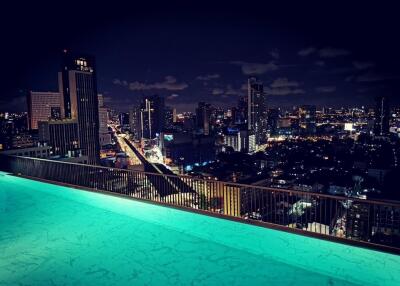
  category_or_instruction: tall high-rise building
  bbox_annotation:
[374,96,390,136]
[195,102,212,135]
[98,94,108,134]
[172,108,177,123]
[139,95,165,139]
[236,95,248,125]
[27,91,62,129]
[165,106,175,129]
[247,77,267,145]
[119,112,130,131]
[267,108,280,136]
[98,94,111,147]
[97,93,105,108]
[231,96,247,126]
[59,50,100,164]
[129,105,141,140]
[299,105,317,134]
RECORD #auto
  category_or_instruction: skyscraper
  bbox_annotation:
[172,108,177,123]
[97,93,105,108]
[27,91,62,129]
[129,105,141,140]
[139,95,165,139]
[195,102,212,135]
[247,77,267,145]
[267,108,280,136]
[165,106,175,129]
[374,96,390,136]
[236,95,248,125]
[98,94,111,147]
[119,112,130,131]
[59,50,100,164]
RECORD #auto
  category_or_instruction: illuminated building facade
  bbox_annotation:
[59,50,100,165]
[196,102,213,135]
[247,77,267,145]
[374,96,390,136]
[38,119,79,156]
[27,91,62,129]
[98,94,111,147]
[139,95,165,139]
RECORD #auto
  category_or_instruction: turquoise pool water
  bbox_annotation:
[0,172,399,286]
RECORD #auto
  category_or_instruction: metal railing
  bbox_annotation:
[1,154,399,252]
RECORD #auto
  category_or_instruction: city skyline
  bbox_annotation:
[2,2,400,113]
[1,3,400,284]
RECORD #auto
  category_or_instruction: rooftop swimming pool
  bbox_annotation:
[0,172,399,286]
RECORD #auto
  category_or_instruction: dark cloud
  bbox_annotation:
[212,85,244,97]
[270,77,300,88]
[166,93,180,100]
[113,79,128,86]
[298,47,316,56]
[224,85,243,96]
[357,87,369,93]
[114,76,188,91]
[355,73,400,83]
[212,88,224,95]
[265,87,305,96]
[329,67,356,75]
[195,74,220,80]
[269,50,280,59]
[319,47,351,58]
[353,61,375,70]
[299,47,351,58]
[0,95,27,112]
[230,61,278,75]
[315,86,336,93]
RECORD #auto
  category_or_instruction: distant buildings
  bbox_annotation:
[247,77,267,145]
[0,144,51,158]
[374,96,390,136]
[299,105,317,134]
[10,132,35,149]
[267,108,280,136]
[22,51,102,164]
[38,119,79,157]
[223,127,252,153]
[137,95,165,139]
[195,102,213,135]
[128,95,168,141]
[159,131,216,171]
[27,91,62,129]
[118,112,130,132]
[0,113,30,150]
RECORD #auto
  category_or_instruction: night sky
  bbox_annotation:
[1,1,400,112]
